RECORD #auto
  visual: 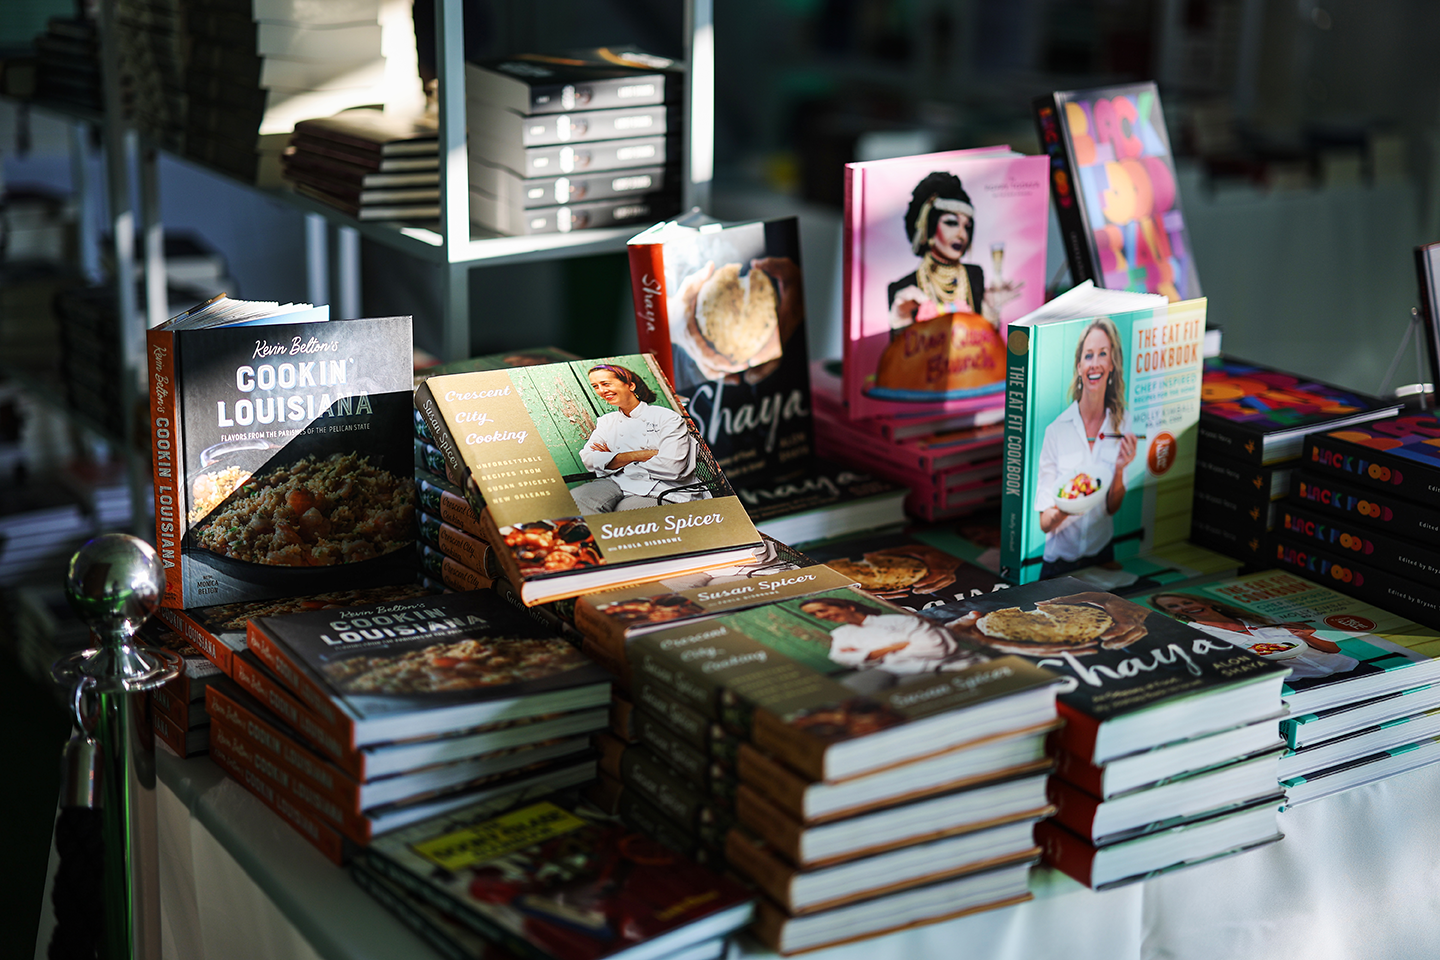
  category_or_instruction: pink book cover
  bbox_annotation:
[843,148,1049,420]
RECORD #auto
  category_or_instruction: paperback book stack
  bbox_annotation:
[201,589,612,864]
[352,786,755,960]
[283,108,440,222]
[920,579,1293,890]
[811,358,1005,522]
[1133,570,1440,807]
[1274,408,1440,631]
[831,145,1050,521]
[595,586,1062,953]
[185,0,424,185]
[627,213,907,544]
[466,50,683,236]
[1191,356,1400,567]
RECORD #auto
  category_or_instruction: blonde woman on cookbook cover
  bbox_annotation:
[1034,317,1137,580]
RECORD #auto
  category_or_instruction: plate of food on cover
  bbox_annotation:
[1054,471,1104,515]
[184,440,416,589]
[319,634,592,699]
[946,591,1150,656]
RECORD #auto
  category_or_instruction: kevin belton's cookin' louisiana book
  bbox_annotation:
[147,296,416,608]
[413,354,764,605]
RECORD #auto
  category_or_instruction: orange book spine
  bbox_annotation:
[206,684,364,802]
[211,721,371,845]
[244,623,354,750]
[230,655,358,774]
[209,738,347,866]
[152,709,206,758]
[149,679,198,728]
[628,241,674,383]
[155,608,233,676]
[146,326,185,608]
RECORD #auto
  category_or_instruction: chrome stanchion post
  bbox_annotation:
[53,534,182,960]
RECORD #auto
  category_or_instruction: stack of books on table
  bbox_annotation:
[918,579,1292,890]
[1268,408,1440,632]
[283,108,440,222]
[465,51,682,236]
[352,785,755,960]
[584,585,1062,954]
[142,619,223,759]
[811,357,1005,522]
[1190,356,1400,567]
[196,588,612,864]
[1132,570,1440,808]
[186,0,423,185]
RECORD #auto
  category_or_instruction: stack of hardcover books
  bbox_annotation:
[186,0,423,185]
[1272,408,1440,632]
[196,588,612,863]
[1132,570,1440,807]
[283,108,440,222]
[466,50,682,236]
[353,786,755,960]
[585,585,1062,952]
[1191,356,1401,567]
[919,579,1291,890]
[143,619,223,759]
[829,145,1051,522]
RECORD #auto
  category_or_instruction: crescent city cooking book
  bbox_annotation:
[413,353,765,605]
[147,295,416,608]
[842,147,1049,420]
[1033,81,1201,302]
[998,282,1209,585]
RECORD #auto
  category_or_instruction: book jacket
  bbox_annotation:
[1000,298,1206,584]
[414,354,763,601]
[843,148,1049,419]
[628,216,815,490]
[1035,82,1200,302]
[148,313,416,607]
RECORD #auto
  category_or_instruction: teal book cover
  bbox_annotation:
[1000,296,1207,583]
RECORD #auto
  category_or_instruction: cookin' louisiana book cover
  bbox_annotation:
[414,354,764,604]
[843,148,1049,420]
[148,302,416,607]
[244,590,612,748]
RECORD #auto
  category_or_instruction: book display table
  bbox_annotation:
[149,744,1440,960]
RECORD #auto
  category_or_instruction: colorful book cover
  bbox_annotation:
[1302,409,1440,501]
[917,578,1290,761]
[628,215,815,487]
[1200,356,1401,467]
[413,354,764,605]
[362,790,753,960]
[999,290,1207,584]
[1035,82,1200,301]
[147,299,417,607]
[1129,569,1440,714]
[801,529,1010,612]
[843,149,1050,419]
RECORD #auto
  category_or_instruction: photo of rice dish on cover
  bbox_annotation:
[322,636,588,695]
[190,452,414,567]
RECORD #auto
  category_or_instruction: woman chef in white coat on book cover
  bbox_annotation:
[1034,317,1137,580]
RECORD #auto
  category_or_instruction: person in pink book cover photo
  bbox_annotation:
[886,171,1024,333]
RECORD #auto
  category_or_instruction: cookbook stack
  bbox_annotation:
[585,585,1062,954]
[1274,408,1440,634]
[1132,570,1440,807]
[1190,356,1401,566]
[465,50,682,236]
[810,358,1006,522]
[198,588,612,864]
[185,0,424,185]
[283,108,440,222]
[919,578,1292,890]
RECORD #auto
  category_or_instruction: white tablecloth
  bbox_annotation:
[141,747,1440,960]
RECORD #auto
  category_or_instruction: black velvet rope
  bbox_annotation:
[47,806,103,960]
